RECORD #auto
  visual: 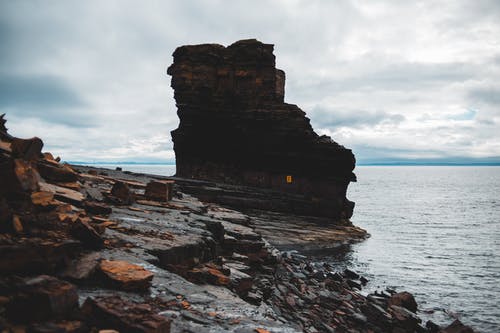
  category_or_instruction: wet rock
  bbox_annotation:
[389,305,421,331]
[98,259,154,291]
[145,180,174,202]
[5,275,78,323]
[426,320,441,332]
[81,296,171,333]
[388,291,418,313]
[343,268,359,280]
[439,319,476,333]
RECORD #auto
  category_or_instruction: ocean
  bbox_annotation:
[82,164,500,331]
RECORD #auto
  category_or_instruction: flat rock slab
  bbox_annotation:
[98,259,154,291]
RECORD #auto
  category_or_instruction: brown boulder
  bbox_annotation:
[439,319,475,333]
[110,181,134,205]
[388,291,418,313]
[144,180,174,202]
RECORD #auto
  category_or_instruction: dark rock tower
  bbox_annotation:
[168,39,356,220]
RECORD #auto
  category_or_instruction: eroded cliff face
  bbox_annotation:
[168,39,356,220]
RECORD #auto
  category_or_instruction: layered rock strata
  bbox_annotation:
[168,39,356,220]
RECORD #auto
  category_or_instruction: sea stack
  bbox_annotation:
[168,39,356,220]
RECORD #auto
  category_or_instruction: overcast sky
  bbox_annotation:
[1,0,499,163]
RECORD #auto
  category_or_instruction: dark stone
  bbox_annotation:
[439,319,475,333]
[83,201,112,215]
[168,39,356,220]
[110,181,134,205]
[81,296,171,333]
[388,291,418,313]
[6,275,79,323]
[27,321,87,333]
[144,180,174,202]
[343,268,359,279]
[70,218,104,249]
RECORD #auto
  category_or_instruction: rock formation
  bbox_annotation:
[168,39,356,220]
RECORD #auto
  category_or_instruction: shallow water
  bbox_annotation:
[342,166,500,331]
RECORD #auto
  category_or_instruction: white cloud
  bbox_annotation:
[1,0,499,162]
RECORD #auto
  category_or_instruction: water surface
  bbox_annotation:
[342,166,500,331]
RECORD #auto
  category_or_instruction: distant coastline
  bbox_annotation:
[68,161,500,166]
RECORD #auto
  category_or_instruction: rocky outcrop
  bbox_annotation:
[167,39,356,220]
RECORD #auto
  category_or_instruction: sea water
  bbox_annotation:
[344,166,500,331]
[85,164,500,331]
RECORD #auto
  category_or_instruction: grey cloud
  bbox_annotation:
[0,74,92,127]
[310,106,405,129]
[289,61,476,99]
[468,87,500,106]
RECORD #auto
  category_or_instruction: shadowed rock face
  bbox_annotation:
[168,39,356,220]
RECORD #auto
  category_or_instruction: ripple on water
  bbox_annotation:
[337,166,500,332]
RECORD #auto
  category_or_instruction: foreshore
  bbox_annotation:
[0,141,476,332]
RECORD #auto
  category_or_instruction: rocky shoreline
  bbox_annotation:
[0,116,476,332]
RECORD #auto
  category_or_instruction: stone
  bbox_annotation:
[168,39,356,220]
[37,160,78,183]
[83,201,112,215]
[439,319,475,333]
[186,262,231,286]
[110,181,134,205]
[60,252,101,281]
[13,159,41,192]
[145,180,174,202]
[388,291,418,313]
[28,321,87,333]
[98,259,154,291]
[11,214,24,233]
[389,305,421,332]
[5,275,79,323]
[81,296,171,333]
[70,218,104,248]
[39,182,85,206]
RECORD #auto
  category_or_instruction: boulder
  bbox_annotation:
[388,291,418,313]
[144,180,174,202]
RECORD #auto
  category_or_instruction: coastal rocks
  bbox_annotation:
[168,39,356,220]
